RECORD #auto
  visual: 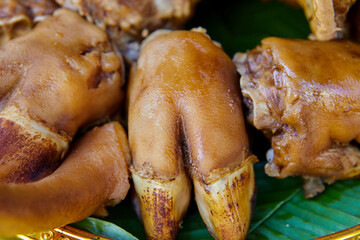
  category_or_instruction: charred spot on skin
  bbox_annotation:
[150,188,177,238]
[4,151,60,183]
[231,180,236,189]
[240,172,249,182]
[0,118,59,183]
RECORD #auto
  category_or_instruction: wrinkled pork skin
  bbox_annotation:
[0,8,124,183]
[0,9,131,236]
[0,122,131,236]
[235,37,360,197]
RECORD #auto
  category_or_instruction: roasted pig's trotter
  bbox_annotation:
[129,30,256,239]
[0,0,58,45]
[56,0,198,62]
[0,8,123,183]
[234,37,360,197]
[0,122,131,236]
[285,0,357,40]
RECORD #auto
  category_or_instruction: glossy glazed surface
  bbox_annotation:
[129,30,256,240]
[0,8,123,182]
[236,38,360,196]
[0,122,130,236]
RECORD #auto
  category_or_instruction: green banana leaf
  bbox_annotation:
[187,0,310,55]
[247,175,360,240]
[72,218,138,240]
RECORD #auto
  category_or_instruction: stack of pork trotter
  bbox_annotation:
[0,0,359,240]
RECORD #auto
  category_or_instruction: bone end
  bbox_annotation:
[131,170,191,240]
[194,158,256,240]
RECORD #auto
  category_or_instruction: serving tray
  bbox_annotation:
[16,224,360,240]
[19,226,112,240]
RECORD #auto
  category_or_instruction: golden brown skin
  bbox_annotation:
[56,0,198,62]
[0,122,131,236]
[282,0,357,40]
[0,8,124,183]
[234,37,360,197]
[0,0,58,45]
[129,30,256,240]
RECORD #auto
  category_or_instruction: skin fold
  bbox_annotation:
[128,29,257,240]
[0,8,124,183]
[0,122,131,236]
[234,37,360,197]
[282,0,357,40]
[0,0,59,45]
[55,0,198,62]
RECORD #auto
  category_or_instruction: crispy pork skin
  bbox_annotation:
[128,30,256,240]
[0,8,124,183]
[234,37,360,197]
[0,122,131,236]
